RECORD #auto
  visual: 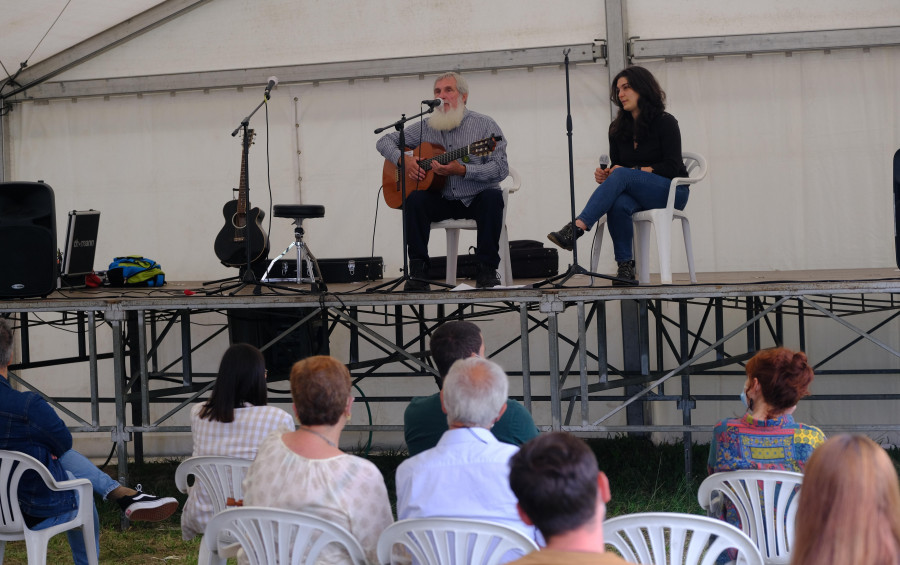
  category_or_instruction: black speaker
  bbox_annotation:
[226,308,330,381]
[0,182,57,298]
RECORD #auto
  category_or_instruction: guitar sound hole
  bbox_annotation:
[231,213,247,230]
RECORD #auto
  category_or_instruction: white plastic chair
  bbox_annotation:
[430,167,521,286]
[175,456,252,565]
[698,470,804,565]
[377,517,539,565]
[604,511,764,565]
[590,152,708,284]
[0,449,98,565]
[203,506,366,565]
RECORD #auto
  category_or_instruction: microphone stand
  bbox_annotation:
[206,86,309,296]
[367,105,454,293]
[534,49,635,287]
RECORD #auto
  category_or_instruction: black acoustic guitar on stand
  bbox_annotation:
[214,129,269,267]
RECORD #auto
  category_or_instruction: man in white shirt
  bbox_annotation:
[395,357,537,542]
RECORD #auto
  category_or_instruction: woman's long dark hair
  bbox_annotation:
[608,66,667,143]
[199,343,268,423]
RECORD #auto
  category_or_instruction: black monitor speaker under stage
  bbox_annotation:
[226,308,330,380]
[0,182,57,298]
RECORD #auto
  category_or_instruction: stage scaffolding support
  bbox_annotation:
[4,279,900,480]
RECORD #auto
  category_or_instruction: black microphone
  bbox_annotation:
[421,99,443,108]
[264,76,278,98]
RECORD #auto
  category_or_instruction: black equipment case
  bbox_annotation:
[426,240,558,280]
[268,257,384,283]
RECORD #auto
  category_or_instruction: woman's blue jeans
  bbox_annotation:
[577,168,689,262]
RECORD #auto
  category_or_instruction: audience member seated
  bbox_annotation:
[181,343,295,540]
[404,321,538,456]
[396,357,538,545]
[707,347,825,555]
[242,355,393,565]
[791,434,900,565]
[709,347,825,475]
[508,432,628,564]
[0,318,177,565]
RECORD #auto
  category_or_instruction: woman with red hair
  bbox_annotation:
[707,348,826,552]
[709,347,825,474]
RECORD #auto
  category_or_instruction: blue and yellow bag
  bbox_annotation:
[107,256,166,287]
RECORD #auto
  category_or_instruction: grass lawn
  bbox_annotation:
[0,437,771,563]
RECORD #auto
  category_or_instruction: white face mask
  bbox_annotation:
[740,389,749,408]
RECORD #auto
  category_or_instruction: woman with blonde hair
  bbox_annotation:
[242,355,393,565]
[791,434,900,565]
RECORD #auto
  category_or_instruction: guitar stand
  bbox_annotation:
[260,205,328,293]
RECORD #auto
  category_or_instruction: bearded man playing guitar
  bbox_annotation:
[376,71,509,290]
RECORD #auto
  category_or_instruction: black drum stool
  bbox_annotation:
[262,204,326,291]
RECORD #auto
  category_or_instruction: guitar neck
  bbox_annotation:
[420,143,474,172]
[236,129,254,215]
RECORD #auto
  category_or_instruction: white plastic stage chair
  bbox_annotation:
[377,517,538,565]
[203,506,366,565]
[0,449,98,565]
[698,470,804,565]
[604,511,763,565]
[590,152,708,284]
[430,167,521,286]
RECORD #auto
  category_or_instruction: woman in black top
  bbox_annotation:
[547,66,689,284]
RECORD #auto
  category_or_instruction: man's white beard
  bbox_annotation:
[428,103,465,131]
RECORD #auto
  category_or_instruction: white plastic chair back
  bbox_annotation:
[0,449,98,565]
[590,152,707,284]
[430,166,521,286]
[604,511,764,565]
[377,517,538,565]
[175,455,252,514]
[698,470,804,565]
[203,506,366,565]
[175,456,252,564]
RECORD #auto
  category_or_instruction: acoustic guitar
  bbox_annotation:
[214,129,270,267]
[381,135,502,209]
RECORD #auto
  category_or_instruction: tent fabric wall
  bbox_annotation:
[10,49,900,280]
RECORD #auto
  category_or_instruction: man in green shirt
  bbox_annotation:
[404,321,539,456]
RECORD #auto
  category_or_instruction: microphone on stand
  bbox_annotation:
[421,99,443,108]
[264,76,278,99]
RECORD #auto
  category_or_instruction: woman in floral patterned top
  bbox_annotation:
[242,355,393,565]
[707,347,825,555]
[709,347,825,475]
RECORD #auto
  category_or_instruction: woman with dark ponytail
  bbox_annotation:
[181,343,294,540]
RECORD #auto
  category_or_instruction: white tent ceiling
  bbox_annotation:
[1,1,165,74]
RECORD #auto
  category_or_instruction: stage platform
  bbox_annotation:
[4,266,900,479]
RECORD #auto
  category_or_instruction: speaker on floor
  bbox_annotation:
[0,182,57,298]
[226,308,330,381]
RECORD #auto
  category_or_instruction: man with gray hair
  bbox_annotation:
[376,71,509,290]
[395,357,537,542]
